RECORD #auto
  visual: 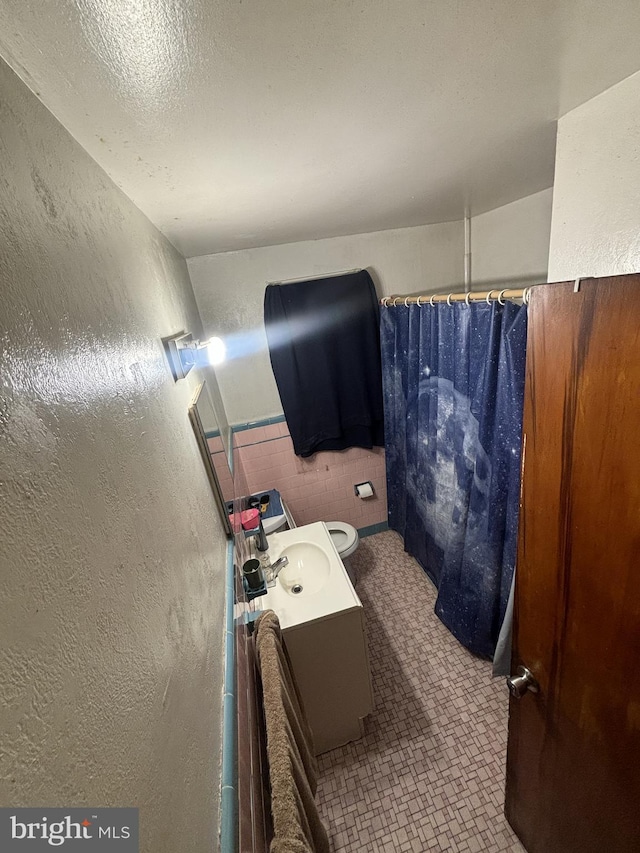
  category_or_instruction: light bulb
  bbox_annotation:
[205,336,226,365]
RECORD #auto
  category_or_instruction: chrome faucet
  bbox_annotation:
[266,556,289,588]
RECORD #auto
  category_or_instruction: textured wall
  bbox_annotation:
[0,59,227,852]
[549,70,640,281]
[188,221,463,424]
[471,189,553,288]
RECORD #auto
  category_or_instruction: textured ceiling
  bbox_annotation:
[1,0,640,257]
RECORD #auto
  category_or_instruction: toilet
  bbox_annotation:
[326,521,359,586]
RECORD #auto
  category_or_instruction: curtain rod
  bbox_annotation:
[380,286,534,307]
[267,267,362,286]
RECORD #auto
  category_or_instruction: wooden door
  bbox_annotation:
[506,275,640,853]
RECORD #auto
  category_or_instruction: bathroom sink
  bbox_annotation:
[277,542,331,596]
[259,521,361,629]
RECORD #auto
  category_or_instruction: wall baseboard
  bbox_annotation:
[357,521,389,538]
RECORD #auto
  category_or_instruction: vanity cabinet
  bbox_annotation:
[257,521,373,754]
[283,606,373,755]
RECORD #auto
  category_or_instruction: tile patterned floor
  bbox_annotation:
[315,530,525,853]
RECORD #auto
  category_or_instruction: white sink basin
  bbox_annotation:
[277,542,331,596]
[259,521,361,629]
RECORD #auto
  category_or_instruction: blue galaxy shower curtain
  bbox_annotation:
[380,300,528,657]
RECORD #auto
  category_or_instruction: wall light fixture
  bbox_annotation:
[162,331,226,382]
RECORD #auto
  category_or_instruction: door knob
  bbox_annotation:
[507,665,539,698]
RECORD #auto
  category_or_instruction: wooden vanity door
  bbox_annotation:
[505,275,640,853]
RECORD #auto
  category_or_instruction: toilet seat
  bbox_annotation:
[261,512,287,535]
[326,521,359,559]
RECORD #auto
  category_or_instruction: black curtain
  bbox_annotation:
[264,270,384,457]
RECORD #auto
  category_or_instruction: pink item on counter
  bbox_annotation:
[241,508,260,530]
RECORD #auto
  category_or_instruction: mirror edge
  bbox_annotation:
[188,383,233,538]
